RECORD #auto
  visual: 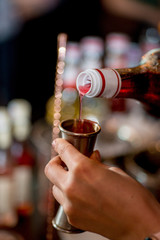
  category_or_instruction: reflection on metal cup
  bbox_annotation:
[53,119,101,234]
[53,205,83,233]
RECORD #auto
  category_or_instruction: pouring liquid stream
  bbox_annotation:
[79,81,91,118]
[76,82,92,133]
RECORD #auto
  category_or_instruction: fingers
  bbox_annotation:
[90,150,101,162]
[45,155,67,190]
[52,138,84,169]
[109,166,129,176]
[52,185,64,205]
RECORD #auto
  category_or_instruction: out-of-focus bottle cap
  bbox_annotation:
[7,99,31,121]
[0,107,12,148]
[105,32,130,54]
[7,99,32,141]
[80,36,104,58]
[0,106,11,129]
[65,42,81,64]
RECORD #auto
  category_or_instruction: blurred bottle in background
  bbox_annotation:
[140,27,160,55]
[104,32,131,113]
[0,107,18,228]
[63,41,81,89]
[127,42,142,68]
[104,32,130,68]
[80,36,104,70]
[7,99,35,217]
[61,41,81,120]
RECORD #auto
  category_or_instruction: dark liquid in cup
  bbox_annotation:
[64,120,96,134]
[76,82,97,133]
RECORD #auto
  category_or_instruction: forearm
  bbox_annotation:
[12,0,59,20]
[101,0,160,26]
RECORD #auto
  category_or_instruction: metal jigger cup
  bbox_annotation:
[52,119,101,234]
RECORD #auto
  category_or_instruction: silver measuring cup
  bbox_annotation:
[52,119,101,233]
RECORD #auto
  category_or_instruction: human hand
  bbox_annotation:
[12,0,60,20]
[45,138,160,240]
[101,0,160,27]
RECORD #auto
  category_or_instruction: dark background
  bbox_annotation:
[0,0,149,122]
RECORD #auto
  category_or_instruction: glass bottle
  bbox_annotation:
[76,48,160,117]
[7,99,35,217]
[0,107,18,227]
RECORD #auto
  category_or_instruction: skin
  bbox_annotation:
[101,0,160,28]
[45,138,160,240]
[12,0,60,20]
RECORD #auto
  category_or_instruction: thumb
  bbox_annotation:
[90,150,101,162]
